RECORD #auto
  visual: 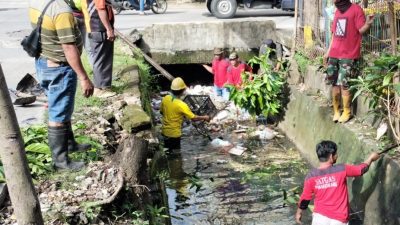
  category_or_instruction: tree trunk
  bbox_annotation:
[114,135,151,210]
[0,65,44,224]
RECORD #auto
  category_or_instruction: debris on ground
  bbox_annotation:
[251,127,277,140]
[8,89,36,106]
[210,138,233,148]
[1,162,122,225]
[9,73,47,106]
[38,162,121,215]
[228,145,247,156]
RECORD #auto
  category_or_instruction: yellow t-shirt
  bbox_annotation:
[161,95,195,138]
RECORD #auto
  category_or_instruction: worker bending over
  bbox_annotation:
[161,77,210,150]
[296,140,380,225]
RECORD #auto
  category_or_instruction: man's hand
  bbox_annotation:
[323,53,329,66]
[106,29,115,41]
[366,14,375,26]
[295,209,303,224]
[359,14,374,34]
[203,64,213,74]
[364,152,381,165]
[80,78,94,97]
[203,115,210,122]
[369,152,380,161]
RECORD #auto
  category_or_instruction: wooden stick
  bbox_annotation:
[378,143,400,155]
[115,29,175,81]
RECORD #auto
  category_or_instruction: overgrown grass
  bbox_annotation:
[294,52,311,76]
[75,39,152,111]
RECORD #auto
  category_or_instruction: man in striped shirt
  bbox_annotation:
[296,140,380,225]
[29,0,94,170]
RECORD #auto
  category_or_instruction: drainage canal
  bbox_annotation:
[149,63,359,224]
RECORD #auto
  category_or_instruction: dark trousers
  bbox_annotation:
[89,31,114,88]
[163,136,181,150]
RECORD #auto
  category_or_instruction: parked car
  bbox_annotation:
[207,0,295,19]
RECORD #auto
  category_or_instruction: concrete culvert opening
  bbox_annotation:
[155,64,214,90]
[153,63,260,91]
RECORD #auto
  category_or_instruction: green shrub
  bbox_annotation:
[228,49,286,117]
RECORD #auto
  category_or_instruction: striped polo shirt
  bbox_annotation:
[29,0,83,63]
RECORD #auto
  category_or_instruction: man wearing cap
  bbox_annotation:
[226,52,252,88]
[161,77,210,150]
[203,48,230,100]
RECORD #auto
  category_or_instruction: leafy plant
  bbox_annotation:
[350,53,400,140]
[147,205,169,225]
[0,165,5,183]
[0,123,102,183]
[22,125,53,177]
[130,210,149,225]
[83,205,102,221]
[228,49,286,117]
[188,173,202,192]
[294,52,311,76]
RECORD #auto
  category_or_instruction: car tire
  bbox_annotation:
[207,0,212,13]
[210,0,237,19]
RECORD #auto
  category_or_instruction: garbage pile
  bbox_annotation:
[151,84,280,156]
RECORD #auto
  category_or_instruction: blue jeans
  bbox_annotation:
[214,86,229,100]
[128,0,144,11]
[140,0,144,11]
[35,57,77,123]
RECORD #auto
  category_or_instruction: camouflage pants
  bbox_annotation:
[326,58,359,88]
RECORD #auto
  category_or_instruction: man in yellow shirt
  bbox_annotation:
[161,77,210,150]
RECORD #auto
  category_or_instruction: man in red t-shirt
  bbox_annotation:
[226,52,252,88]
[295,140,380,225]
[324,0,374,123]
[203,48,230,100]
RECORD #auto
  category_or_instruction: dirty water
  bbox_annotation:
[163,124,312,225]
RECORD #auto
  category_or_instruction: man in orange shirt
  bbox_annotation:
[82,0,116,98]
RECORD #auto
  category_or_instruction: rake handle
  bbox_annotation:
[378,143,400,155]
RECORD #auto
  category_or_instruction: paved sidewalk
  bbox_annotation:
[0,1,43,126]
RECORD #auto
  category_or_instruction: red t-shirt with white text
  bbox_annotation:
[299,163,369,223]
[329,4,366,59]
[226,63,252,86]
[212,58,230,88]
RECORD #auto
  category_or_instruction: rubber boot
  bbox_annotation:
[332,86,341,122]
[48,126,85,170]
[67,123,91,152]
[338,89,352,123]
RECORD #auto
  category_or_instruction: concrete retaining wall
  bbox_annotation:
[139,19,277,64]
[288,60,378,126]
[278,84,400,224]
